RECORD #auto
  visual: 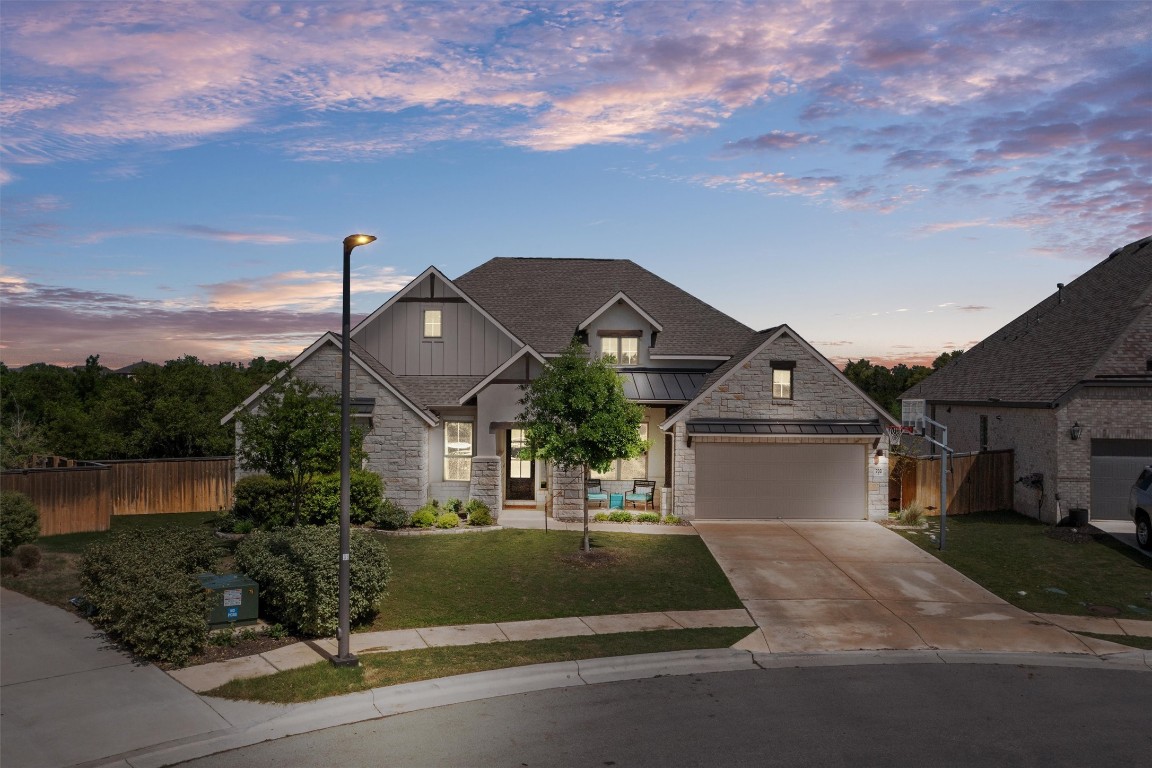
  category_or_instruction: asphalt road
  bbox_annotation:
[179,663,1149,768]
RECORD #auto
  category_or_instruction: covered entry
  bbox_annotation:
[1091,439,1152,520]
[695,442,867,520]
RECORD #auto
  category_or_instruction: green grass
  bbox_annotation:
[1,512,221,608]
[366,528,741,630]
[206,626,753,703]
[894,511,1152,620]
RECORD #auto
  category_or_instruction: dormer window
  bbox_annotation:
[600,334,639,365]
[423,309,442,339]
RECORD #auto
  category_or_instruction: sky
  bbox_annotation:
[1,1,1149,371]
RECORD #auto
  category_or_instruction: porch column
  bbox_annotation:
[468,456,501,520]
[550,464,585,521]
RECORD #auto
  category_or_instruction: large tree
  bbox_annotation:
[518,339,647,551]
[235,375,359,525]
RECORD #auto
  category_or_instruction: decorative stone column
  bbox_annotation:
[549,464,585,521]
[468,456,501,520]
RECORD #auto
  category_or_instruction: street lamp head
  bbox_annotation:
[343,233,377,251]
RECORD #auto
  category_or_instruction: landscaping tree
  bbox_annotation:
[234,375,361,525]
[518,339,647,552]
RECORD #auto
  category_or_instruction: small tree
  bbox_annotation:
[518,339,647,551]
[235,375,361,525]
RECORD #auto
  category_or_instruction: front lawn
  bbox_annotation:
[894,511,1152,620]
[206,627,753,703]
[369,528,741,630]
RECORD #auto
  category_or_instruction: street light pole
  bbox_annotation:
[334,233,376,668]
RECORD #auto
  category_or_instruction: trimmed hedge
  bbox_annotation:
[1,490,39,556]
[234,525,391,637]
[80,527,220,665]
[232,471,384,528]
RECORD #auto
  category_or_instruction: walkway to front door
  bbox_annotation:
[692,520,1101,655]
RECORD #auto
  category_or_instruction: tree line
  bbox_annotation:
[841,350,964,418]
[0,355,287,468]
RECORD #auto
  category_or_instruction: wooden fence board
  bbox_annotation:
[901,450,1014,515]
[1,457,234,535]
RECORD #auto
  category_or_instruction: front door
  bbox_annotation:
[506,429,535,501]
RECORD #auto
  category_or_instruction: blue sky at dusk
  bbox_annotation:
[2,1,1149,370]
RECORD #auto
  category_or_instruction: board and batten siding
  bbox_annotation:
[354,275,520,375]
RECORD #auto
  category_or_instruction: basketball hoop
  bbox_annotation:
[885,424,914,449]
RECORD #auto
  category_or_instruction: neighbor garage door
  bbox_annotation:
[695,443,866,520]
[1091,439,1152,520]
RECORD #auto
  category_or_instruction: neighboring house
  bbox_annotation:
[224,258,896,521]
[900,236,1152,524]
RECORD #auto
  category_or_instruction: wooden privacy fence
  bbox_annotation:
[900,449,1014,515]
[1,457,235,536]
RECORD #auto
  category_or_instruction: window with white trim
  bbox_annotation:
[443,421,472,481]
[600,336,639,365]
[423,309,442,338]
[590,423,648,480]
[771,361,794,400]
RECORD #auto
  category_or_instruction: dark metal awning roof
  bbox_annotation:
[620,370,709,403]
[686,419,883,436]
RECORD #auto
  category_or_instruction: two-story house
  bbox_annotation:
[225,258,896,521]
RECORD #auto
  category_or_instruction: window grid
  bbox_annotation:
[424,309,443,338]
[444,421,472,481]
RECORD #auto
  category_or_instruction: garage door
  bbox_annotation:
[695,443,866,520]
[1091,439,1152,520]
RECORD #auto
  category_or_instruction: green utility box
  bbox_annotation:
[195,573,259,628]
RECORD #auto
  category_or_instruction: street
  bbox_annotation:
[180,663,1148,767]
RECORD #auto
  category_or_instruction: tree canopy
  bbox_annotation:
[842,350,965,418]
[518,339,647,550]
[0,355,287,468]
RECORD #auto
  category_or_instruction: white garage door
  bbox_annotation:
[695,443,866,520]
[1091,439,1152,520]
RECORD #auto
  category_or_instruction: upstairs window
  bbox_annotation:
[771,360,795,400]
[423,309,442,338]
[444,421,473,481]
[600,336,639,365]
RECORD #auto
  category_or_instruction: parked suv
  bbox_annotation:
[1130,466,1152,551]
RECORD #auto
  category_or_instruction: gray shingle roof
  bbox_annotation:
[395,375,487,407]
[694,326,782,394]
[453,258,756,357]
[901,236,1152,404]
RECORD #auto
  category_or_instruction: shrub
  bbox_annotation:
[79,527,220,665]
[303,470,384,525]
[593,512,610,522]
[465,500,493,526]
[435,511,460,529]
[14,543,41,570]
[607,510,634,523]
[373,499,409,530]
[897,502,926,526]
[444,498,464,515]
[410,507,437,528]
[663,515,683,525]
[232,475,293,528]
[234,525,390,637]
[1,557,22,577]
[636,513,661,524]
[1,490,39,556]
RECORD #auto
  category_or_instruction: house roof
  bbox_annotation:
[686,419,884,436]
[901,236,1152,405]
[453,258,755,357]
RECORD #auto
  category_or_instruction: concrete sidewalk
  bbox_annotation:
[167,608,756,693]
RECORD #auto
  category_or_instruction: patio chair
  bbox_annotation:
[586,478,608,507]
[625,480,656,510]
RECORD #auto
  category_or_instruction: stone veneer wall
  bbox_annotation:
[262,343,431,512]
[672,333,888,520]
[468,457,501,519]
[548,464,586,521]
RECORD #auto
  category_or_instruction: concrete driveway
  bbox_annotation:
[693,520,1123,655]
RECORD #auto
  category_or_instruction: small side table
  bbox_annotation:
[609,493,625,510]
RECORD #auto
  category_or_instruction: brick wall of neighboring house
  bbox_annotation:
[291,343,430,512]
[672,333,888,520]
[934,404,1057,521]
[1057,386,1152,515]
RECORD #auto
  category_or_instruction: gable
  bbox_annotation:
[663,326,895,429]
[352,267,523,376]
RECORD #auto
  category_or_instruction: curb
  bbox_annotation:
[88,646,1151,768]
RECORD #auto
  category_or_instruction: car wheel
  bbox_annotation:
[1137,511,1152,551]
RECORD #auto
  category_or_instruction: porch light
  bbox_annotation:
[1069,422,1083,440]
